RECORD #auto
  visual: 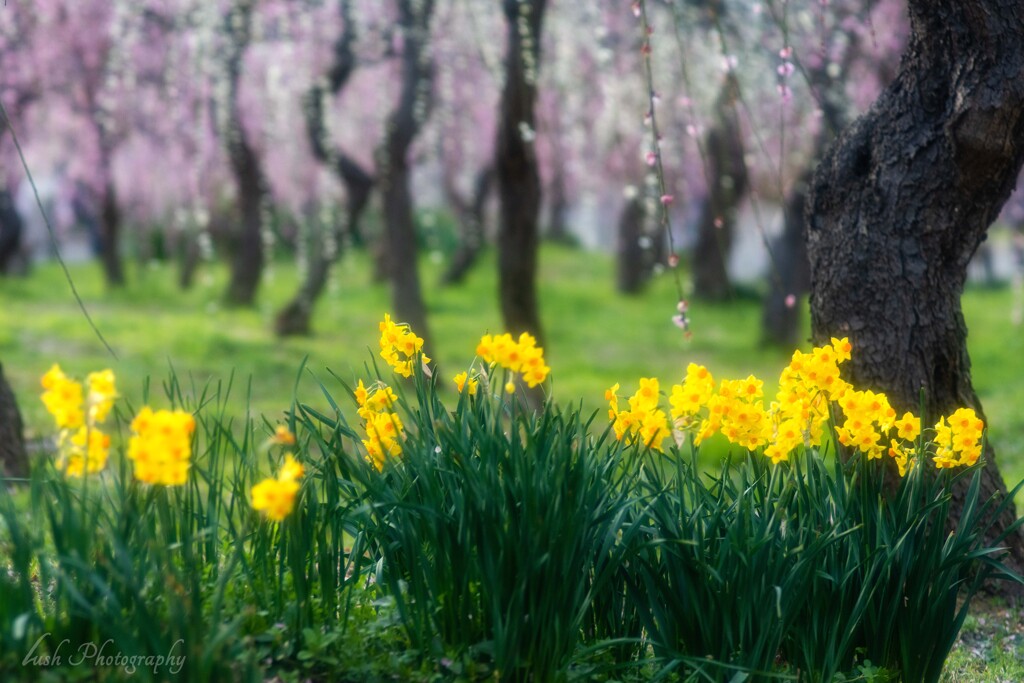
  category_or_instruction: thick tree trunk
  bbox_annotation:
[375,0,435,345]
[692,74,748,301]
[808,0,1024,588]
[441,165,493,287]
[496,0,547,347]
[0,362,27,481]
[222,0,265,308]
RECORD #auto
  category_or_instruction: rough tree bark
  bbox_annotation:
[275,0,375,336]
[223,0,266,308]
[440,165,493,287]
[692,73,748,301]
[496,0,547,347]
[808,0,1024,586]
[375,0,435,345]
[0,362,28,481]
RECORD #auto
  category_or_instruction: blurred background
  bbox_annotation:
[1,0,1023,497]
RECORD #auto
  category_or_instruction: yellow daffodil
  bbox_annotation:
[127,408,195,486]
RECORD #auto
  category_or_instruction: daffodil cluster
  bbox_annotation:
[933,408,984,469]
[355,379,404,471]
[705,376,770,451]
[251,453,304,521]
[668,363,715,430]
[605,378,671,451]
[127,407,196,486]
[379,313,430,378]
[604,337,985,476]
[834,390,898,458]
[40,365,117,477]
[476,331,551,389]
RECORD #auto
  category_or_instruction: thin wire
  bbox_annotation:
[0,99,119,360]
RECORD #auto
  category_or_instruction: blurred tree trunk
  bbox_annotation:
[496,0,547,348]
[762,3,880,347]
[808,0,1024,590]
[89,104,125,288]
[222,0,265,308]
[616,191,648,294]
[374,0,435,344]
[441,165,493,286]
[98,174,124,288]
[177,230,201,290]
[0,362,27,481]
[0,189,23,275]
[692,73,747,301]
[761,168,811,347]
[276,0,375,336]
[274,158,371,336]
[545,160,572,244]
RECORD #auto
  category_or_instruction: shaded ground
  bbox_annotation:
[943,599,1024,681]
